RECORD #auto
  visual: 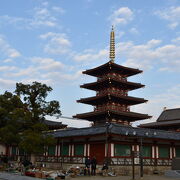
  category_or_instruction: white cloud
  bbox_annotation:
[3,56,82,87]
[172,37,180,44]
[8,57,65,78]
[40,32,71,54]
[133,84,180,126]
[29,7,57,27]
[155,6,180,29]
[31,57,65,71]
[0,36,21,58]
[121,40,180,71]
[3,58,13,63]
[72,38,180,72]
[129,27,139,35]
[42,70,82,82]
[73,49,108,62]
[0,78,16,89]
[109,7,133,26]
[0,3,65,29]
[52,6,65,14]
[0,66,17,72]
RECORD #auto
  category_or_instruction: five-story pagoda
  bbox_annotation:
[74,27,151,125]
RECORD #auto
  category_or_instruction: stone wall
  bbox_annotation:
[36,162,171,175]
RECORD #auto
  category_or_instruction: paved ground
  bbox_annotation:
[0,172,179,180]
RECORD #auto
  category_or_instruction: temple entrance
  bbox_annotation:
[90,143,105,164]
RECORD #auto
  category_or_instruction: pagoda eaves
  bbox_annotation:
[83,61,142,77]
[77,94,147,106]
[74,27,150,125]
[74,110,151,122]
[80,78,144,91]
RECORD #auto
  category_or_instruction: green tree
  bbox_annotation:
[15,81,61,123]
[15,81,61,156]
[0,82,61,159]
[0,91,29,146]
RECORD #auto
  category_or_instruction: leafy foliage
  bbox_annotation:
[15,81,61,123]
[0,81,61,155]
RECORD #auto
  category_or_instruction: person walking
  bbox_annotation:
[91,156,97,176]
[84,157,91,176]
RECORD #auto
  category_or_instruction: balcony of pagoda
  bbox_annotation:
[94,104,130,112]
[96,88,128,96]
[97,73,127,82]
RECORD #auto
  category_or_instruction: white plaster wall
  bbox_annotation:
[84,144,86,156]
[111,143,114,157]
[170,147,172,159]
[152,146,155,158]
[0,144,6,155]
[71,145,74,156]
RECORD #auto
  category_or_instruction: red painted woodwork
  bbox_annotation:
[90,143,105,164]
[74,61,150,124]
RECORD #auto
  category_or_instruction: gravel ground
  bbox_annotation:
[0,173,179,180]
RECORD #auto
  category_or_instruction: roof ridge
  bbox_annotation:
[164,107,180,111]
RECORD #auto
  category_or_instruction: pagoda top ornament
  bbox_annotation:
[109,25,115,63]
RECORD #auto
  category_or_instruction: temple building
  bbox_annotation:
[3,27,180,175]
[140,108,180,131]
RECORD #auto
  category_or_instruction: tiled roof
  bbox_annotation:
[44,120,67,127]
[51,123,180,141]
[83,62,142,77]
[157,108,180,122]
[139,108,180,128]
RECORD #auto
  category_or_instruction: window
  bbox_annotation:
[114,144,131,156]
[74,144,84,156]
[48,146,56,156]
[12,146,16,155]
[142,146,151,157]
[159,146,169,158]
[61,145,69,156]
[176,147,180,157]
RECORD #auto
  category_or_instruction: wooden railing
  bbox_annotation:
[36,156,85,164]
[7,155,172,166]
[97,74,127,82]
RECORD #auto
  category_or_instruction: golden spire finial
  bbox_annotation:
[109,25,115,63]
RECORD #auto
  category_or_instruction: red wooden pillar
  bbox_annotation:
[85,138,89,157]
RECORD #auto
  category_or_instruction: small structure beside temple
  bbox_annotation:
[140,108,180,131]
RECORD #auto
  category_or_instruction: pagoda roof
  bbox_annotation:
[81,78,144,91]
[51,123,180,141]
[74,109,151,122]
[139,108,180,128]
[83,62,142,77]
[77,94,147,106]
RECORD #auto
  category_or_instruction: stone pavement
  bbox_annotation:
[0,173,179,180]
[0,172,42,180]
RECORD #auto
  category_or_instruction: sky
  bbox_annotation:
[0,0,179,127]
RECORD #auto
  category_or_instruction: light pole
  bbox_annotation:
[131,150,135,180]
[105,122,110,165]
[139,137,143,178]
[61,139,64,169]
